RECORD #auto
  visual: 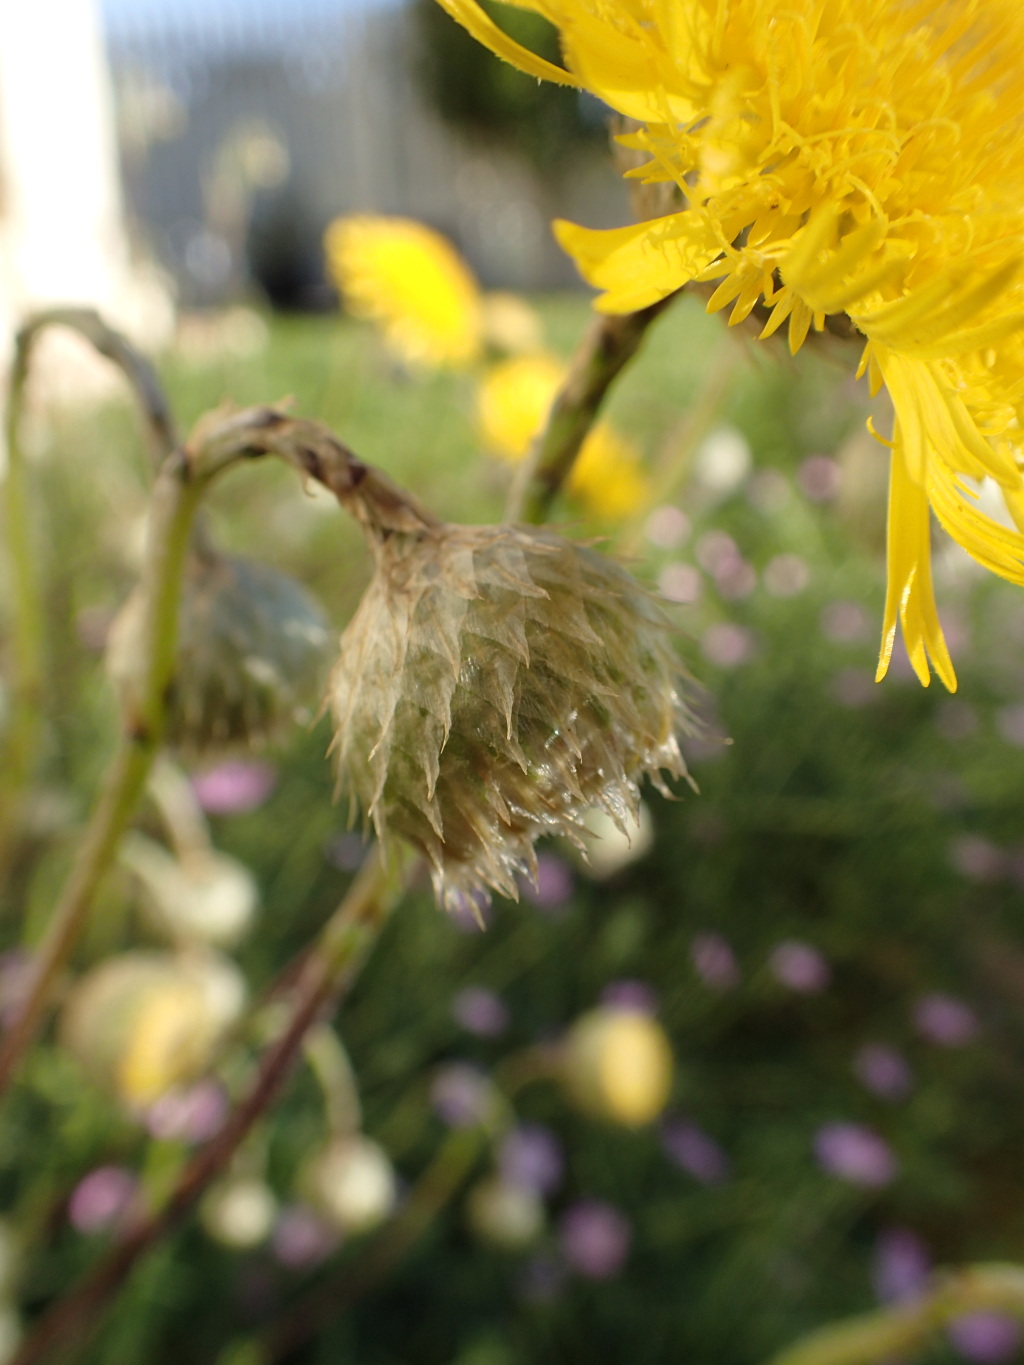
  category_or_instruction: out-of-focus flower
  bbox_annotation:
[562,1006,673,1127]
[701,623,755,668]
[873,1227,930,1304]
[950,836,1005,884]
[768,941,831,994]
[467,1177,545,1249]
[480,291,544,356]
[327,472,690,910]
[645,506,690,551]
[431,1064,499,1129]
[452,986,509,1038]
[814,1122,898,1187]
[271,1205,339,1270]
[599,979,657,1015]
[798,457,842,504]
[579,805,654,880]
[68,1166,138,1235]
[437,0,1024,690]
[854,1044,913,1103]
[120,833,258,948]
[477,353,651,518]
[660,1118,730,1184]
[498,1125,564,1196]
[913,993,980,1047]
[145,1079,229,1144]
[520,852,574,912]
[324,215,482,368]
[558,1200,631,1280]
[693,429,752,500]
[301,1136,397,1235]
[948,1313,1022,1363]
[762,555,810,599]
[61,951,246,1109]
[107,552,331,755]
[200,1178,277,1249]
[691,932,740,989]
[191,760,276,815]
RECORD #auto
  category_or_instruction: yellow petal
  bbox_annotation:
[432,0,578,86]
[553,213,723,314]
[877,440,956,691]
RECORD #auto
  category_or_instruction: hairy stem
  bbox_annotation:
[504,294,679,525]
[766,1264,1024,1365]
[10,847,408,1365]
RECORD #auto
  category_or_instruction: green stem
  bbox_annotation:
[766,1264,1024,1365]
[504,294,679,525]
[9,847,409,1365]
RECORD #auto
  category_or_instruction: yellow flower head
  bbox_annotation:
[478,352,650,517]
[436,0,1024,688]
[325,215,483,368]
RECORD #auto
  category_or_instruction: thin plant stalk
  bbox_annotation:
[765,1264,1024,1365]
[504,294,680,525]
[0,310,179,889]
[9,847,408,1365]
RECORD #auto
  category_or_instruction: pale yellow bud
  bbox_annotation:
[301,1135,397,1235]
[466,1177,545,1250]
[200,1179,277,1249]
[562,1008,673,1127]
[121,832,258,947]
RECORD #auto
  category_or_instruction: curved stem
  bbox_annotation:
[0,310,180,888]
[765,1264,1024,1365]
[504,294,679,525]
[9,846,409,1365]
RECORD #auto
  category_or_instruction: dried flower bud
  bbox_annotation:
[107,548,331,753]
[328,513,691,910]
[60,950,246,1108]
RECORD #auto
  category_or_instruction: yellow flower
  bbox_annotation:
[324,215,483,368]
[435,0,1024,688]
[477,353,650,517]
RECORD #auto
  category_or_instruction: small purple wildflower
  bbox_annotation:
[873,1227,930,1304]
[948,1313,1022,1363]
[498,1125,564,1196]
[599,979,658,1014]
[68,1166,138,1235]
[853,1044,913,1102]
[691,932,740,989]
[452,987,509,1038]
[559,1200,631,1280]
[913,993,980,1047]
[768,941,831,994]
[814,1122,898,1187]
[271,1204,339,1270]
[191,761,276,815]
[430,1064,494,1128]
[660,1119,730,1184]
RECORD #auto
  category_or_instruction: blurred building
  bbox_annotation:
[100,0,628,306]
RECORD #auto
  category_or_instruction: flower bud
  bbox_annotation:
[61,950,246,1108]
[466,1176,545,1250]
[121,832,258,947]
[328,515,691,910]
[562,1007,673,1127]
[200,1178,277,1249]
[301,1135,397,1235]
[107,549,331,754]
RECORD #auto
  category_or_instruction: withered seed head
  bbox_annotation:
[328,516,693,911]
[108,548,331,754]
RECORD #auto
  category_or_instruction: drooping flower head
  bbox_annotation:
[435,0,1024,689]
[324,214,484,368]
[477,352,651,517]
[320,447,690,910]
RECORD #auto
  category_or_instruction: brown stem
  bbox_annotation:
[10,848,406,1365]
[505,294,680,525]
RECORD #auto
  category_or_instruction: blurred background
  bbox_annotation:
[4,4,1024,1365]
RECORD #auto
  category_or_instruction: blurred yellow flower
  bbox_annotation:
[436,0,1024,689]
[325,215,483,368]
[562,1007,673,1127]
[478,353,650,517]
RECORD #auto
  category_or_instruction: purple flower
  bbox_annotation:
[853,1044,913,1102]
[913,993,980,1047]
[798,455,841,502]
[691,932,740,989]
[271,1204,339,1270]
[68,1166,138,1235]
[768,941,831,994]
[326,832,368,872]
[873,1227,930,1304]
[191,761,276,815]
[660,1119,730,1184]
[599,979,658,1015]
[430,1064,494,1128]
[498,1125,564,1196]
[559,1200,631,1280]
[452,986,509,1038]
[813,1122,898,1188]
[145,1080,229,1144]
[948,1313,1022,1363]
[521,853,574,913]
